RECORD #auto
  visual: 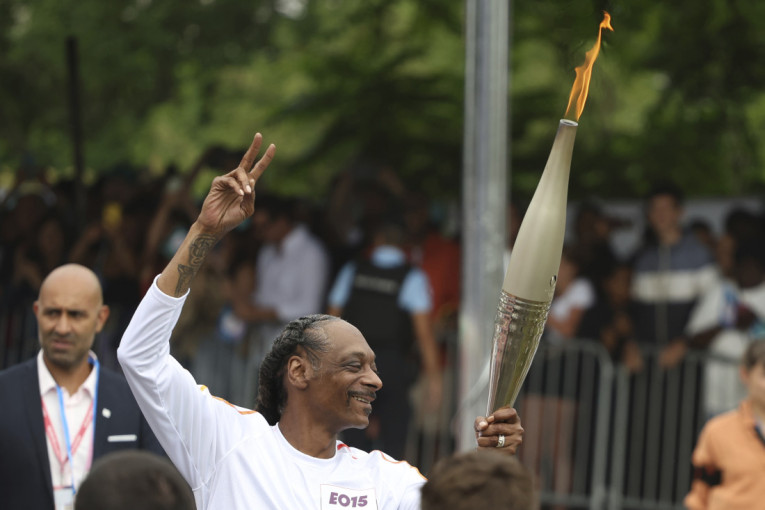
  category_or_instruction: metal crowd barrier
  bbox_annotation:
[609,348,740,510]
[1,305,744,510]
[407,339,743,510]
[514,340,614,510]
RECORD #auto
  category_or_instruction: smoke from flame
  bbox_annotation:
[564,12,613,121]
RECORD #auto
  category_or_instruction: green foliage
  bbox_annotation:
[2,0,765,199]
[1,0,278,173]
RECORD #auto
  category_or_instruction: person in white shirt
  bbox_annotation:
[233,193,330,406]
[686,238,765,418]
[117,133,524,510]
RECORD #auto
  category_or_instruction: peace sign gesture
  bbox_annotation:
[157,133,276,297]
[197,133,276,235]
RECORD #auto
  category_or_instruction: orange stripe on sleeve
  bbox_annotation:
[197,385,257,415]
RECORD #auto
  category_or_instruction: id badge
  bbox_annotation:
[320,484,378,510]
[54,486,75,510]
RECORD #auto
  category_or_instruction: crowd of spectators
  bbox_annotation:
[561,184,765,410]
[0,154,463,464]
[4,157,765,391]
[515,182,765,507]
[3,153,765,486]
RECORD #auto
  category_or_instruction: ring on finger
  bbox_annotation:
[496,434,505,448]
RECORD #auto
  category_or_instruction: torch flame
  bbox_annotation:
[564,11,613,121]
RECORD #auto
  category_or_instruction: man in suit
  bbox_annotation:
[0,264,164,510]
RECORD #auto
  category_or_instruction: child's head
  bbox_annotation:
[601,263,632,307]
[740,340,765,408]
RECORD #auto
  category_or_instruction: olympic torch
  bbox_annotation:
[487,13,613,414]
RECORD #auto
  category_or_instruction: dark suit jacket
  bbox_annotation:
[0,357,164,510]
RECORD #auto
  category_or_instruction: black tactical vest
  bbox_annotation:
[341,259,414,357]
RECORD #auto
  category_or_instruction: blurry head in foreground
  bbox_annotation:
[421,450,536,510]
[75,450,195,510]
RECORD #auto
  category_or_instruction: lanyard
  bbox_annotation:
[41,357,100,494]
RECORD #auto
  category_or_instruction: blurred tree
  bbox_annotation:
[627,0,765,196]
[0,0,278,174]
[260,0,466,197]
[1,0,765,199]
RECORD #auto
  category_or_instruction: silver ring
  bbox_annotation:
[496,434,505,448]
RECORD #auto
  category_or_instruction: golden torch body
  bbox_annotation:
[487,119,578,414]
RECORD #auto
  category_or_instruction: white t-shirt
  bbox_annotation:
[686,279,765,416]
[118,279,425,510]
[549,278,595,323]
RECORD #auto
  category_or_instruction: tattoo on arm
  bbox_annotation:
[174,233,217,295]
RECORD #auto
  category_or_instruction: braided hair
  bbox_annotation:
[256,314,338,425]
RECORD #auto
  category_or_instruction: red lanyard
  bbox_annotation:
[41,396,94,471]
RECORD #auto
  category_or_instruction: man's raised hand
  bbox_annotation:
[197,133,276,236]
[156,134,275,297]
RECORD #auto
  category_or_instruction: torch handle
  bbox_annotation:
[487,291,551,414]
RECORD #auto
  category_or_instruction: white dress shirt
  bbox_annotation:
[254,224,329,320]
[37,350,98,492]
[253,223,329,345]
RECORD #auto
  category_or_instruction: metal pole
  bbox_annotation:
[457,0,510,451]
[66,36,86,232]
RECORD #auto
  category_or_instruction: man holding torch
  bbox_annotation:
[116,133,523,510]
